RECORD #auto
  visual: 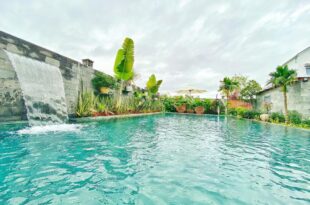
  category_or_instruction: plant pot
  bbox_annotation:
[175,104,186,113]
[100,87,110,94]
[187,109,194,113]
[195,106,205,114]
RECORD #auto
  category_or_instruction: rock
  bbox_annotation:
[260,114,269,122]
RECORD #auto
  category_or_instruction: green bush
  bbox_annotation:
[242,110,262,119]
[76,91,97,117]
[302,119,310,128]
[210,100,225,114]
[228,108,238,116]
[269,112,285,123]
[92,71,118,93]
[288,111,302,124]
[162,96,177,112]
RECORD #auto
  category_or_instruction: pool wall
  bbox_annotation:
[0,30,108,122]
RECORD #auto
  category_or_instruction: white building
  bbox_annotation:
[256,47,310,118]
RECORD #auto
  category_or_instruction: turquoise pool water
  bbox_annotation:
[0,114,309,204]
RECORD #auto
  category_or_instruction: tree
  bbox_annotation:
[231,75,248,99]
[91,71,117,94]
[268,65,297,123]
[113,37,134,107]
[146,74,162,98]
[114,37,134,85]
[240,80,262,104]
[219,77,240,114]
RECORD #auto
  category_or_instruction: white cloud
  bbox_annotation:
[0,0,309,97]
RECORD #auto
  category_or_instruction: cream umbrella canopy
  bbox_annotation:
[176,88,207,96]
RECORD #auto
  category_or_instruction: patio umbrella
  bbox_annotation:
[176,88,207,96]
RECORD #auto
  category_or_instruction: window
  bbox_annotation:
[264,95,271,103]
[305,63,310,75]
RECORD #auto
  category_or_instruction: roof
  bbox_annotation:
[283,46,310,78]
[258,46,310,94]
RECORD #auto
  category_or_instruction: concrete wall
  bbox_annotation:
[256,80,310,118]
[0,31,99,122]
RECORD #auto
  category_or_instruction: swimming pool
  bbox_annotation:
[0,114,309,204]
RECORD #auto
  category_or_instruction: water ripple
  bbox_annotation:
[0,114,309,204]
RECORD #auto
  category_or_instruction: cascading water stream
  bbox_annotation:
[5,51,68,125]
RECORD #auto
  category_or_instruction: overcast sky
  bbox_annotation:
[1,0,310,97]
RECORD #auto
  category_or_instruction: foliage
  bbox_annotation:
[242,110,262,119]
[229,107,261,119]
[268,65,297,92]
[269,112,286,123]
[302,119,310,128]
[288,111,302,124]
[161,96,221,114]
[219,77,240,98]
[219,77,240,114]
[92,71,117,93]
[113,37,135,81]
[210,99,225,114]
[101,95,164,114]
[232,75,248,91]
[268,65,297,123]
[76,91,97,117]
[146,74,162,97]
[240,80,262,101]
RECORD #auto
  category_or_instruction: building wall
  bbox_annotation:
[285,47,310,77]
[256,80,310,118]
[0,31,98,122]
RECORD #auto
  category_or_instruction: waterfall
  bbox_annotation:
[5,51,68,125]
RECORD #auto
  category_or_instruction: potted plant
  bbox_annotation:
[194,106,205,114]
[174,96,187,113]
[193,98,205,114]
[175,104,186,113]
[100,87,110,94]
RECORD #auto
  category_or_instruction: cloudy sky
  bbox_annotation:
[1,0,310,97]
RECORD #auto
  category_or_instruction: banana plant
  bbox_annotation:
[146,74,162,99]
[113,37,134,107]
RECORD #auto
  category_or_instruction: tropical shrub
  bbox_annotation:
[288,111,302,124]
[228,107,248,117]
[76,91,97,117]
[210,99,225,114]
[92,71,117,94]
[146,74,162,98]
[269,112,286,123]
[302,119,310,128]
[242,110,262,119]
[162,96,176,112]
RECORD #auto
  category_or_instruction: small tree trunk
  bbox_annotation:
[116,80,124,109]
[283,91,288,123]
[225,93,229,115]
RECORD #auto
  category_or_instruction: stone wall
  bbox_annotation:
[0,31,100,122]
[0,49,26,121]
[256,80,310,118]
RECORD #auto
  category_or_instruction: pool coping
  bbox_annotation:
[167,112,310,132]
[70,112,164,122]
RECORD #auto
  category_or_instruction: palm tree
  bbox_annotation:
[268,65,297,123]
[113,37,134,107]
[219,77,240,115]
